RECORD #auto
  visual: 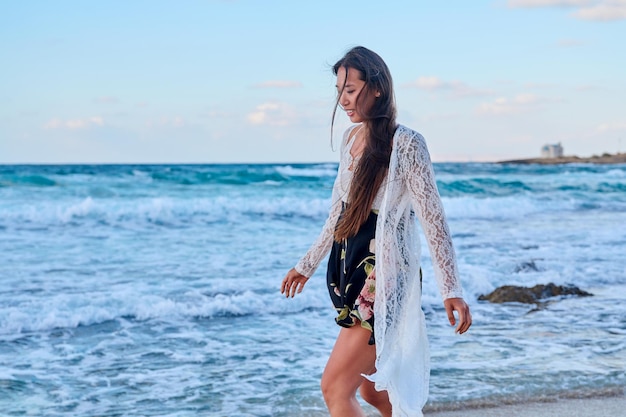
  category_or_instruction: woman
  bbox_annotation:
[281,46,471,417]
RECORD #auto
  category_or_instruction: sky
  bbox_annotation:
[1,0,625,164]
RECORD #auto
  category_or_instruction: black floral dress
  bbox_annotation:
[326,207,378,345]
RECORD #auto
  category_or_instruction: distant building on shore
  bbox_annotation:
[541,143,564,158]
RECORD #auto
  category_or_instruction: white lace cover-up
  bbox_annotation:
[295,124,464,417]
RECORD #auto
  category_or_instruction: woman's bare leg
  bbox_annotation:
[321,325,391,417]
[359,378,392,417]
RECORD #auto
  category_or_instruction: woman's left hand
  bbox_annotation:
[443,298,472,334]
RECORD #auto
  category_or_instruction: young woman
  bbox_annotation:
[281,46,472,417]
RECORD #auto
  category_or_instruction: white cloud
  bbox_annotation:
[404,76,492,98]
[144,116,185,128]
[252,80,303,89]
[573,1,626,20]
[477,94,548,115]
[507,0,626,21]
[43,116,104,130]
[407,76,450,90]
[597,122,626,132]
[246,101,297,126]
[508,0,590,6]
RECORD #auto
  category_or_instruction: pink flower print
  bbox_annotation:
[357,268,376,322]
[357,295,374,322]
[359,269,376,303]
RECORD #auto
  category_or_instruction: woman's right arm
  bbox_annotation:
[293,167,344,277]
[281,127,354,297]
[281,165,344,297]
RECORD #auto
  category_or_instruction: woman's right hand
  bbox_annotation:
[281,268,309,298]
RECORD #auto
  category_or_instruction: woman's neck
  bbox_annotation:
[349,124,367,161]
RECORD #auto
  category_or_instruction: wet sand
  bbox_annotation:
[425,392,626,417]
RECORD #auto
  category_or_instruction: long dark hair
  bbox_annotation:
[332,46,397,241]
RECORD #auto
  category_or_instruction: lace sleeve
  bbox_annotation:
[293,127,355,277]
[402,132,464,300]
[294,172,343,277]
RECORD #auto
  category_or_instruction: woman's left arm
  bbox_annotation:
[404,131,471,333]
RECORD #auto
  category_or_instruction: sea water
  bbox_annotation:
[0,162,624,416]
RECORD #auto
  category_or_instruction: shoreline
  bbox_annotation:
[422,386,625,417]
[498,152,626,165]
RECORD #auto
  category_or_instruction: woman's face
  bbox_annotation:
[336,66,375,124]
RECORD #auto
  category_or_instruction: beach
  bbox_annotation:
[425,393,626,417]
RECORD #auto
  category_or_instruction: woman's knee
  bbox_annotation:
[321,326,377,405]
[320,371,333,400]
[321,369,348,402]
[321,367,360,405]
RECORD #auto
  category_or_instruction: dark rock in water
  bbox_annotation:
[514,260,540,273]
[478,283,593,304]
[520,244,539,250]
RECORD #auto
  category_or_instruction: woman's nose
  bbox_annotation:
[340,92,349,106]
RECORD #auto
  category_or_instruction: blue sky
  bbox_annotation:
[1,0,625,163]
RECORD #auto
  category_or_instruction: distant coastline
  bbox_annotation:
[498,152,626,165]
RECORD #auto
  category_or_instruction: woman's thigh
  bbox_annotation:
[322,325,377,393]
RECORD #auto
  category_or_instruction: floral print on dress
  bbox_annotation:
[356,256,375,325]
[326,208,378,344]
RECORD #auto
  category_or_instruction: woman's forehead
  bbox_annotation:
[336,66,364,87]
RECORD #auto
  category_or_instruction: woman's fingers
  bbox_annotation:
[289,280,298,298]
[456,308,472,334]
[288,277,307,297]
[456,307,472,334]
[281,277,293,297]
[281,268,295,296]
[281,269,308,298]
[444,298,472,334]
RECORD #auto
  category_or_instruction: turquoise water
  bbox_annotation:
[1,163,625,416]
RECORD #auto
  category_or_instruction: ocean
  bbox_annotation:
[1,162,625,416]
